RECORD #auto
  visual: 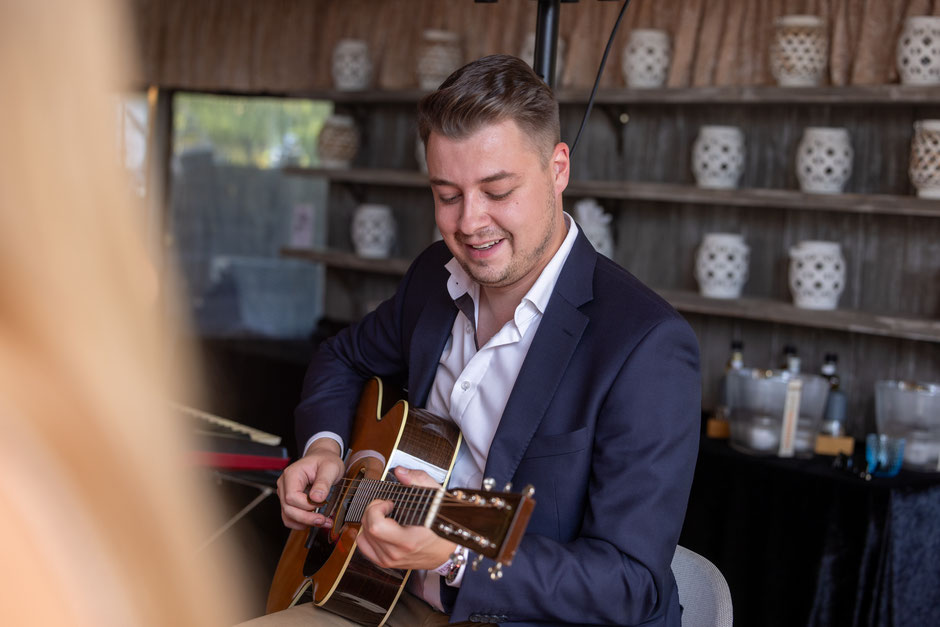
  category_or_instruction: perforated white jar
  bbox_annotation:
[770,15,828,87]
[692,126,746,189]
[622,29,671,88]
[796,127,853,194]
[897,16,940,85]
[909,120,940,198]
[695,233,750,299]
[351,204,396,259]
[331,39,372,91]
[788,240,846,310]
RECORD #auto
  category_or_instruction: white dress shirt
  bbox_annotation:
[413,214,579,609]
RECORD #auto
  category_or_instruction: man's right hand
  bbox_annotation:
[276,439,344,530]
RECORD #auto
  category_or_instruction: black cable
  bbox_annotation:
[569,0,632,157]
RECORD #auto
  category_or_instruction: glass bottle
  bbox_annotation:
[715,340,745,423]
[729,340,745,372]
[821,352,840,388]
[781,344,800,375]
[819,352,847,437]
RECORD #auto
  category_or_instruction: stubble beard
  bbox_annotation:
[456,186,557,289]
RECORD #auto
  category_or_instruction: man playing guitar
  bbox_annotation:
[243,54,700,627]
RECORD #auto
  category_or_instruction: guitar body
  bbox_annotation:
[266,378,462,625]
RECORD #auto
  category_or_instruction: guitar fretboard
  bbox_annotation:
[345,479,440,527]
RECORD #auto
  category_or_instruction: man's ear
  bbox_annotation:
[551,142,570,193]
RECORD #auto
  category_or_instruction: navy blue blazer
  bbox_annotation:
[295,230,701,626]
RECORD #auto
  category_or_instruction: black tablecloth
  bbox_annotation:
[679,438,940,627]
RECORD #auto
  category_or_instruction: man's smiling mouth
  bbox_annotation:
[470,239,502,250]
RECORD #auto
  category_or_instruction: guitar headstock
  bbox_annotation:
[430,483,535,567]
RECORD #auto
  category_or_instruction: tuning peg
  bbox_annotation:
[503,482,513,492]
[472,554,485,571]
[488,563,503,581]
[482,478,495,491]
[523,484,535,497]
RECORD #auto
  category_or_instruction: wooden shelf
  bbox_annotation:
[281,247,412,276]
[557,84,940,106]
[284,167,940,218]
[658,290,940,344]
[286,85,940,106]
[283,166,428,188]
[565,180,940,218]
[281,247,940,343]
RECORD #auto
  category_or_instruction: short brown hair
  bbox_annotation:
[417,54,560,164]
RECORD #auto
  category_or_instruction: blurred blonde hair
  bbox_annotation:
[0,1,244,625]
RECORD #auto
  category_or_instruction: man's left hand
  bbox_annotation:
[355,466,457,570]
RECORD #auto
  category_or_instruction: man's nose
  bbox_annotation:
[458,192,490,234]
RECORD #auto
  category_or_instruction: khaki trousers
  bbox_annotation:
[236,592,473,627]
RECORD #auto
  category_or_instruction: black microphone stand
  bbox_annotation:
[476,0,620,89]
[532,0,562,88]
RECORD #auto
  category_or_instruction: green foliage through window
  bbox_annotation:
[173,93,332,168]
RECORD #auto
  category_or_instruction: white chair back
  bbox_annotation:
[671,545,733,627]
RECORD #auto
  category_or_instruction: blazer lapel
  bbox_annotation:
[483,231,596,485]
[408,273,458,407]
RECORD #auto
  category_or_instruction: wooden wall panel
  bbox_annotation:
[667,0,706,88]
[128,0,940,91]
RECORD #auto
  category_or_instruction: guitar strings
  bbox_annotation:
[311,476,512,508]
[309,480,509,531]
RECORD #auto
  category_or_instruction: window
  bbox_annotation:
[169,93,331,339]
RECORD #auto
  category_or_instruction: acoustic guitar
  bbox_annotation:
[266,377,535,626]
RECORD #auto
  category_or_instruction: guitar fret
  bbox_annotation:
[393,484,406,525]
[407,486,418,526]
[343,478,443,527]
[382,482,392,518]
[419,487,431,526]
[381,482,391,520]
[402,486,423,526]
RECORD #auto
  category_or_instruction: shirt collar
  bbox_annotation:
[444,212,579,318]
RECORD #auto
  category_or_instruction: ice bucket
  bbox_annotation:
[726,368,829,457]
[875,380,940,471]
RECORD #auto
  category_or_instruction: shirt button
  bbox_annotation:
[460,380,471,391]
[465,323,472,334]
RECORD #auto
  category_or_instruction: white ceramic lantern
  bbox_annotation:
[416,29,462,90]
[910,120,940,198]
[622,29,671,88]
[897,16,940,85]
[796,127,853,194]
[317,114,359,168]
[573,198,614,258]
[695,233,750,299]
[770,15,828,87]
[351,204,396,259]
[692,125,746,189]
[331,39,372,91]
[788,240,846,310]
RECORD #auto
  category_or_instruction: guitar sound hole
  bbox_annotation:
[303,527,335,575]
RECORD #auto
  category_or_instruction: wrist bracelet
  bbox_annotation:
[436,546,467,584]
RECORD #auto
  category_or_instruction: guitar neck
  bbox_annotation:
[344,479,441,527]
[340,478,531,563]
